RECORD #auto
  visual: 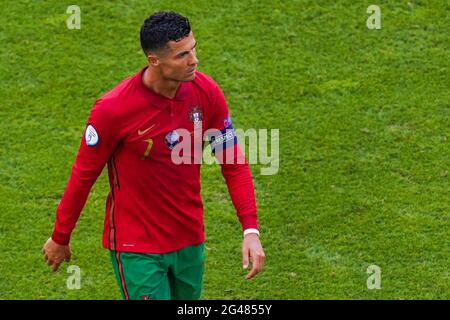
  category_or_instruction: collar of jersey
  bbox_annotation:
[135,67,191,108]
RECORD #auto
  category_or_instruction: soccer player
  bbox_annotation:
[42,11,265,300]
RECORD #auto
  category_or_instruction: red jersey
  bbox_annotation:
[52,67,258,253]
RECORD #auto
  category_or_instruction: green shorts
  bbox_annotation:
[110,243,205,300]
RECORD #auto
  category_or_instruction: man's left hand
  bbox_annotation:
[242,233,265,280]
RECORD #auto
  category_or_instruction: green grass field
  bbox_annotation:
[0,0,449,299]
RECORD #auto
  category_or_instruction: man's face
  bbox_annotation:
[153,31,199,82]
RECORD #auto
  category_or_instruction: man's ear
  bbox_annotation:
[147,53,160,67]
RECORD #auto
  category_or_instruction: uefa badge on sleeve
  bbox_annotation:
[223,116,232,129]
[85,124,99,146]
[165,130,181,150]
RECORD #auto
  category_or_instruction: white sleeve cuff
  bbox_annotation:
[244,228,260,237]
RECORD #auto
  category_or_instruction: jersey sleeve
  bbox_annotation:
[51,98,121,245]
[207,84,259,231]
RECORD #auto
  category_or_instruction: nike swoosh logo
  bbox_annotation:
[138,124,156,135]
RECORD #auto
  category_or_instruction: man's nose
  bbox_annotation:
[189,52,199,66]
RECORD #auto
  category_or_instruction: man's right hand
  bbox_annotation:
[42,237,71,272]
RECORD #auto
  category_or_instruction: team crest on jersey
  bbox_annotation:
[165,130,181,150]
[85,124,98,146]
[188,106,203,129]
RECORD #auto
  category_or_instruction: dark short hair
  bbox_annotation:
[140,11,191,55]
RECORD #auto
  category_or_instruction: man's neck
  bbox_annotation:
[142,67,180,99]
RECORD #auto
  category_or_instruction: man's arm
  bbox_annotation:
[43,98,120,272]
[208,84,265,280]
[215,145,265,280]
